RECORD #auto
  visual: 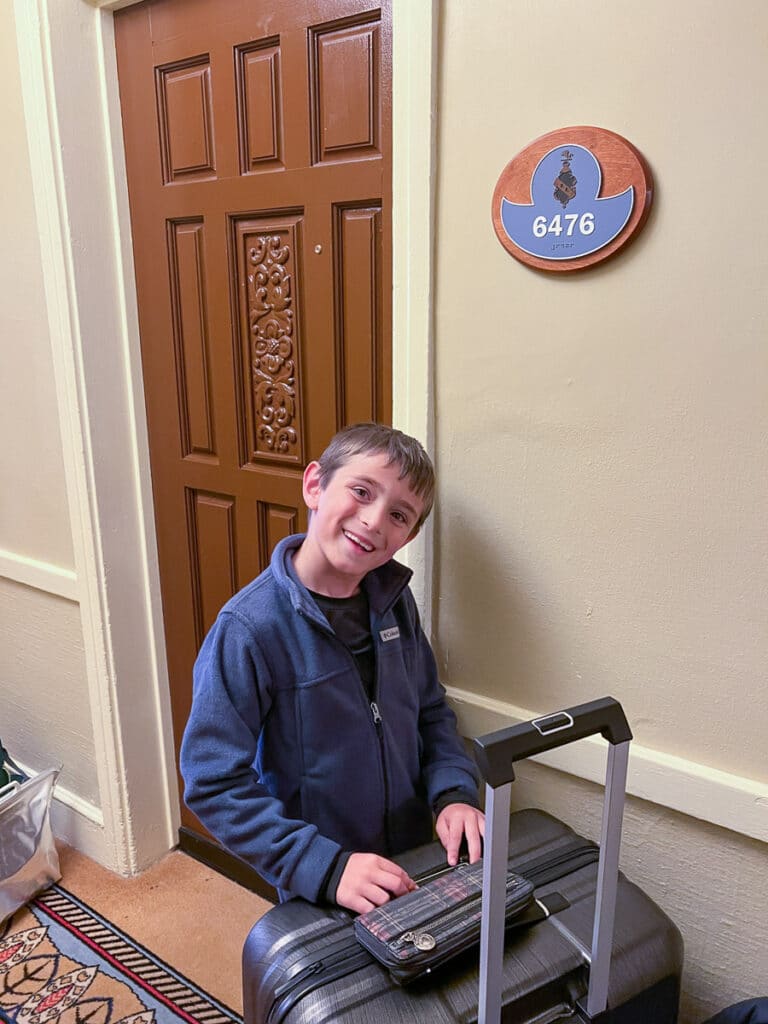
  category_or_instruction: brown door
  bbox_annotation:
[114,0,391,889]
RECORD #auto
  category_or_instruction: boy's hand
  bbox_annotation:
[336,853,417,914]
[436,803,485,866]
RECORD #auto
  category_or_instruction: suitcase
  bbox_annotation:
[242,697,683,1023]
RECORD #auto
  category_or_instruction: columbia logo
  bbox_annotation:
[379,627,400,642]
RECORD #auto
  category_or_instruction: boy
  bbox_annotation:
[180,423,484,913]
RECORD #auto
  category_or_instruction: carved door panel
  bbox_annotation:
[114,0,391,885]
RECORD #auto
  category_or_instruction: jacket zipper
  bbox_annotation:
[300,603,394,857]
[370,621,393,856]
[318,628,392,855]
[369,698,393,855]
[263,837,598,1024]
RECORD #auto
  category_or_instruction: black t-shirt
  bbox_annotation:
[309,588,375,701]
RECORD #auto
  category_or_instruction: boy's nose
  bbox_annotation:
[360,502,385,533]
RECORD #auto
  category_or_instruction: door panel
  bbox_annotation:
[114,0,391,883]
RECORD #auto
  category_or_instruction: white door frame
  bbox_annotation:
[13,0,437,872]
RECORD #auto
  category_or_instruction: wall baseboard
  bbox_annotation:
[12,757,111,870]
[17,687,765,876]
[447,686,768,845]
[50,788,111,869]
[0,549,78,603]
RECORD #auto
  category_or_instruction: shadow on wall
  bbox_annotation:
[432,498,578,712]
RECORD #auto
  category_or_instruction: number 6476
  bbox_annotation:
[532,212,595,237]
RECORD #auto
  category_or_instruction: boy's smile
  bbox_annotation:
[292,452,423,597]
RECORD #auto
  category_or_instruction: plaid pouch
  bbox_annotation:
[353,859,535,984]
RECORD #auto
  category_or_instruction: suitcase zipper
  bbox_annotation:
[266,945,374,1024]
[264,836,598,1023]
[409,836,597,888]
[514,839,598,887]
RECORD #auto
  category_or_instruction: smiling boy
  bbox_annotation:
[181,423,484,913]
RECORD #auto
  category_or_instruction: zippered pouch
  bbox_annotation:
[1,767,61,924]
[353,859,535,984]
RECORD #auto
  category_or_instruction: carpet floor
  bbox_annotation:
[1,843,272,1020]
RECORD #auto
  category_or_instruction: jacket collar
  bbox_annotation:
[272,534,412,624]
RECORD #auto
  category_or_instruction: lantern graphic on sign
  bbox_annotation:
[553,150,577,208]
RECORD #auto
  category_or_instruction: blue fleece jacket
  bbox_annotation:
[180,534,479,904]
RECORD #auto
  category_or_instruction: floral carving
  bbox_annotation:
[247,235,300,456]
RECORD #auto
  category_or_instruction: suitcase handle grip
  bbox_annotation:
[473,696,631,788]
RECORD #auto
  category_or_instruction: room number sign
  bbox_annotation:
[492,126,653,272]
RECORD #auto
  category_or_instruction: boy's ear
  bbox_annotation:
[302,460,323,511]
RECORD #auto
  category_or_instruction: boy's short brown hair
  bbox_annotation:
[316,422,435,528]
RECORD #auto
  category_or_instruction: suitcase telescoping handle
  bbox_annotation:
[472,697,632,1024]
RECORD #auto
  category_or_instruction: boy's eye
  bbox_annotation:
[391,510,408,525]
[351,486,368,499]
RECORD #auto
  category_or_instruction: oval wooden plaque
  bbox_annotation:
[492,126,653,272]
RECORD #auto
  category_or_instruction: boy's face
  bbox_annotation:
[297,451,424,596]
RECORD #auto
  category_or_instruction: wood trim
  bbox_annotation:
[13,0,133,871]
[0,549,78,603]
[391,0,437,630]
[13,0,179,874]
[448,686,768,845]
[178,828,278,904]
[10,756,110,877]
[86,0,145,10]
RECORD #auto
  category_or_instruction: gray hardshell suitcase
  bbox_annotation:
[242,697,683,1023]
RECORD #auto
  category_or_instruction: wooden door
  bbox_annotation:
[114,0,391,890]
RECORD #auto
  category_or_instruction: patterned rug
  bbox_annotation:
[0,886,241,1024]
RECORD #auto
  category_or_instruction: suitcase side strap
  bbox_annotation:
[513,839,599,887]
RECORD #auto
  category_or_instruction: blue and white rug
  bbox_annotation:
[0,886,240,1024]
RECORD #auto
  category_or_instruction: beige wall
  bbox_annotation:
[434,0,766,776]
[0,2,95,792]
[0,7,73,568]
[0,581,95,802]
[433,1,767,1020]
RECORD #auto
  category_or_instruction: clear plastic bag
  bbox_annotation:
[0,767,61,924]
